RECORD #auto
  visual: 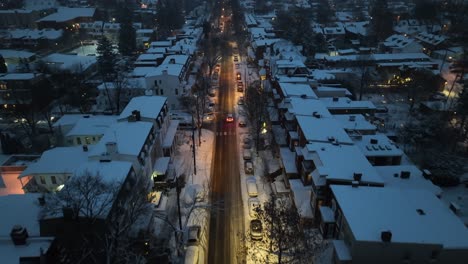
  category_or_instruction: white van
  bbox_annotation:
[243,149,252,160]
[246,179,258,197]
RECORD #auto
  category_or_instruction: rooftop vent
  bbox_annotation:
[370,139,378,144]
[313,112,321,118]
[10,225,29,245]
[82,145,88,152]
[422,169,432,179]
[353,172,362,181]
[450,202,461,214]
[351,181,359,187]
[349,115,356,121]
[381,231,392,242]
[105,142,118,155]
[400,171,411,179]
[332,97,339,102]
[301,94,307,99]
[327,136,335,142]
[416,209,425,215]
[132,110,141,121]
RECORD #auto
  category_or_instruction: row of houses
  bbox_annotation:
[1,95,180,262]
[241,8,468,264]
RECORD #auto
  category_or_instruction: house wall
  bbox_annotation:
[34,172,71,192]
[145,74,183,110]
[65,134,103,146]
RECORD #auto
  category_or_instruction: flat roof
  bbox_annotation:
[119,96,166,121]
[0,194,43,236]
[296,115,354,145]
[280,97,332,118]
[19,146,90,178]
[320,97,376,110]
[376,165,442,196]
[331,185,468,248]
[333,114,376,132]
[278,82,318,99]
[66,115,117,136]
[304,143,383,185]
[354,134,403,157]
[88,121,153,157]
[37,7,95,22]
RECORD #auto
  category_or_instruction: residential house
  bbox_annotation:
[36,7,96,30]
[0,9,40,28]
[0,29,63,50]
[18,146,91,192]
[382,34,423,54]
[117,95,178,160]
[0,73,46,109]
[319,97,376,115]
[332,114,377,135]
[0,194,54,263]
[353,134,403,166]
[95,77,147,112]
[328,185,468,264]
[61,115,118,146]
[0,155,40,196]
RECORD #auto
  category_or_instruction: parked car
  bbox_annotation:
[235,63,240,69]
[243,149,252,160]
[248,197,261,218]
[238,117,246,127]
[245,161,254,174]
[246,179,258,197]
[237,82,244,92]
[226,113,234,122]
[236,72,241,80]
[233,55,239,62]
[238,97,244,105]
[250,219,263,240]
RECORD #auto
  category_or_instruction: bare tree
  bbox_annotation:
[42,171,153,264]
[243,81,268,154]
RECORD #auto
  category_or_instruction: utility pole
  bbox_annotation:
[192,116,197,175]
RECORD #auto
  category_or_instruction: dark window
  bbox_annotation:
[51,176,57,184]
[40,176,46,184]
[76,137,82,145]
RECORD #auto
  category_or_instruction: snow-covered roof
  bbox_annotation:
[19,146,90,178]
[375,165,442,196]
[149,40,172,48]
[354,134,403,157]
[414,32,446,46]
[278,82,317,99]
[333,114,376,132]
[73,160,132,184]
[280,97,332,118]
[279,148,298,174]
[318,53,430,62]
[296,115,353,145]
[0,193,53,263]
[37,8,95,22]
[323,23,345,35]
[24,0,58,10]
[132,63,184,77]
[275,59,306,68]
[42,53,96,73]
[309,69,336,80]
[319,97,376,111]
[331,185,468,248]
[119,96,167,121]
[0,49,35,59]
[0,194,43,236]
[97,78,146,90]
[303,142,383,185]
[0,73,40,81]
[52,114,92,128]
[153,157,171,176]
[344,21,369,36]
[2,28,63,40]
[383,34,415,49]
[88,121,153,157]
[289,179,312,218]
[66,115,117,137]
[137,53,164,61]
[146,47,167,54]
[161,54,189,66]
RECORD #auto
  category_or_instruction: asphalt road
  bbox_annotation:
[207,33,245,263]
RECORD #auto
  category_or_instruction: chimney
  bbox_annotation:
[422,169,431,179]
[349,115,356,121]
[169,58,175,64]
[332,97,339,102]
[105,142,118,155]
[82,145,88,152]
[10,225,29,245]
[353,172,362,181]
[370,139,378,144]
[381,231,392,242]
[400,171,411,179]
[132,110,141,121]
[38,196,45,206]
[351,181,359,187]
[62,206,75,221]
